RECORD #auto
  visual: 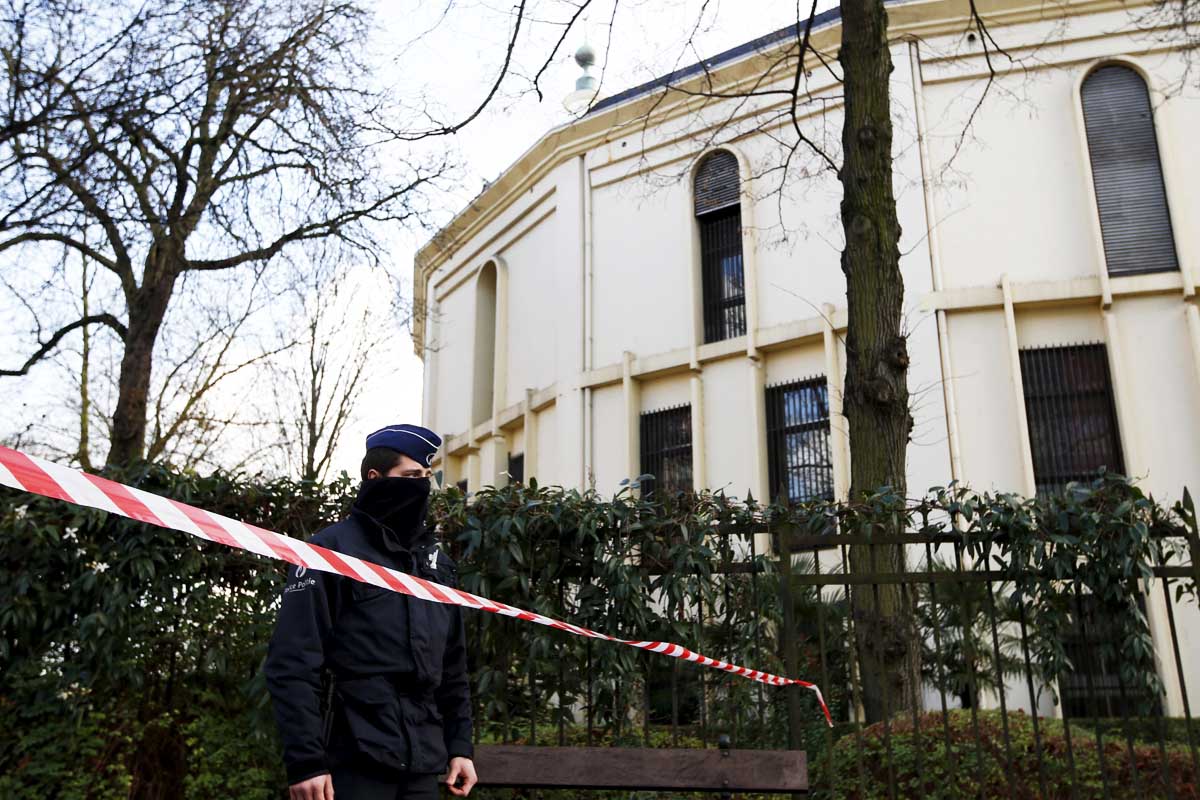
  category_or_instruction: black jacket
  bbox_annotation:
[264,510,473,784]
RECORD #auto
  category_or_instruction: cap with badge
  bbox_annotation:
[365,424,443,467]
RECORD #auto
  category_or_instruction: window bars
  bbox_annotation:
[698,207,747,344]
[1019,343,1125,495]
[766,376,835,503]
[694,150,746,343]
[639,404,693,497]
[1080,65,1178,276]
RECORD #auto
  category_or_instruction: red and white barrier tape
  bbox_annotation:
[0,445,831,725]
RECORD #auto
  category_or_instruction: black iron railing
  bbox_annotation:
[451,491,1199,797]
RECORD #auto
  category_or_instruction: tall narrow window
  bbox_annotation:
[507,452,524,485]
[639,404,692,497]
[1081,65,1178,276]
[473,262,497,426]
[1019,343,1125,495]
[766,376,835,503]
[694,151,746,343]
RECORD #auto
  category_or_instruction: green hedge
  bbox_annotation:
[0,695,135,800]
[816,710,1198,799]
[0,464,350,799]
[2,463,1197,798]
[0,697,284,800]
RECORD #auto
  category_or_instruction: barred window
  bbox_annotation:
[1019,343,1125,496]
[766,377,834,503]
[694,151,746,344]
[1081,65,1178,276]
[639,404,693,497]
[507,452,524,485]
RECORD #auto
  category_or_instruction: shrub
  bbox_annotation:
[816,710,1198,799]
[0,693,136,800]
[180,711,285,800]
[0,465,352,799]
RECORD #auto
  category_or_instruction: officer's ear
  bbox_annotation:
[365,468,382,480]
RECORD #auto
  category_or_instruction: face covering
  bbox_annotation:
[353,477,432,550]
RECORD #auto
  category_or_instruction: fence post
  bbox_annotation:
[777,520,803,749]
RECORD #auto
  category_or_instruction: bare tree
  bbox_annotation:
[0,0,145,145]
[601,0,1029,723]
[141,269,297,471]
[288,311,370,483]
[833,0,923,723]
[76,239,96,470]
[267,256,395,483]
[0,0,445,466]
[562,0,928,721]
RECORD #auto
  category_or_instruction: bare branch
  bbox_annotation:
[0,313,126,377]
[530,0,596,102]
[395,0,530,141]
[184,169,436,271]
[0,230,117,269]
[788,0,839,173]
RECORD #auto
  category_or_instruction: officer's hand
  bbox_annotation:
[446,757,477,797]
[290,773,334,800]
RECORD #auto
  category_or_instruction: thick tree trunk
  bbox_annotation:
[837,0,920,722]
[107,263,178,467]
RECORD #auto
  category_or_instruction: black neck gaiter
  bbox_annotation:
[352,477,432,552]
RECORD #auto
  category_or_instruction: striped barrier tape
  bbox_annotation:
[0,445,831,725]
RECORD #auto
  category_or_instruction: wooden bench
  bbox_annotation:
[466,739,808,793]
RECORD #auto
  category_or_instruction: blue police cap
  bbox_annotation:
[365,424,443,467]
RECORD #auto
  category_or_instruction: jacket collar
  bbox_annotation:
[349,505,436,556]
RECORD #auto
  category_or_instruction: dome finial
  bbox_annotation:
[563,36,599,114]
[575,41,596,70]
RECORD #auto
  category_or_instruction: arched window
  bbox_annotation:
[694,150,746,343]
[1080,65,1178,276]
[473,262,497,426]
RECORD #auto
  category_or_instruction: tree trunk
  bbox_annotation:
[837,0,920,722]
[78,252,94,471]
[107,265,178,467]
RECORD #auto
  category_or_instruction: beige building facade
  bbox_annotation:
[414,0,1200,713]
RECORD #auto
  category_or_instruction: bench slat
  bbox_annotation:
[468,745,808,792]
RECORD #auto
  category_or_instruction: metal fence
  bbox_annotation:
[778,523,1199,798]
[452,501,1200,797]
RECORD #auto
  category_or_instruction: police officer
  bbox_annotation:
[265,424,477,800]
